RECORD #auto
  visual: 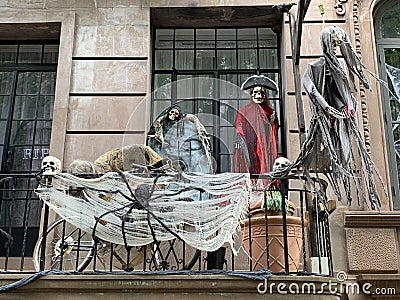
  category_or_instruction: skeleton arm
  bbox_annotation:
[303,63,346,118]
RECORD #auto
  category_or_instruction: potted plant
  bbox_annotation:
[240,190,304,272]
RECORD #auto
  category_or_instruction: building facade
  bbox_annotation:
[0,0,399,299]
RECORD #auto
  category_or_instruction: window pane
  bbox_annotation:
[13,96,37,119]
[0,45,17,63]
[194,76,215,98]
[263,73,280,98]
[155,50,173,70]
[177,75,194,99]
[238,73,253,98]
[16,72,41,95]
[238,49,257,69]
[238,28,257,48]
[154,74,171,99]
[177,99,194,113]
[40,72,57,94]
[258,28,277,47]
[217,50,236,69]
[217,29,236,48]
[0,96,10,119]
[176,50,194,69]
[0,121,6,143]
[196,98,214,114]
[10,121,35,145]
[381,4,400,38]
[37,96,54,119]
[196,50,215,70]
[259,49,278,69]
[153,100,171,119]
[0,72,13,94]
[221,101,238,124]
[219,74,240,99]
[34,120,52,144]
[175,29,194,48]
[196,29,215,48]
[43,45,59,63]
[18,45,42,63]
[155,29,174,48]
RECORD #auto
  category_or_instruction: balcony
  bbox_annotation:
[0,172,342,299]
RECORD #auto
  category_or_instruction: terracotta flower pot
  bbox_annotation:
[240,214,304,272]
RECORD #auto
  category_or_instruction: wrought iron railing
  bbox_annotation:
[0,172,333,277]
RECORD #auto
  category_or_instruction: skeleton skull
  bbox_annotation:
[272,157,291,172]
[251,86,267,104]
[331,29,343,52]
[168,108,180,121]
[41,156,62,175]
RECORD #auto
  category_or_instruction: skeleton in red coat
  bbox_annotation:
[234,75,279,188]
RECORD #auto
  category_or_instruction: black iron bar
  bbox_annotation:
[39,204,50,271]
[300,190,307,273]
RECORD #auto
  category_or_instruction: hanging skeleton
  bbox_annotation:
[285,26,387,209]
[147,105,214,174]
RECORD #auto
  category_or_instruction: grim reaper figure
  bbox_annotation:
[289,26,386,209]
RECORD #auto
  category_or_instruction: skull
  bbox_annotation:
[251,86,267,104]
[168,108,180,121]
[41,156,62,175]
[272,157,291,172]
[331,29,343,52]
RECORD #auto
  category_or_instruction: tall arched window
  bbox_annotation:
[374,0,400,209]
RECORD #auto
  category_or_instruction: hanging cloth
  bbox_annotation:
[233,101,278,176]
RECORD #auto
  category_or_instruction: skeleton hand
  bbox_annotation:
[325,106,346,119]
[270,111,276,123]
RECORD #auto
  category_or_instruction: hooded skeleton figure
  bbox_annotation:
[289,26,386,209]
[147,104,214,174]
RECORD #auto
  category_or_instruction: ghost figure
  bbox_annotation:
[234,75,279,184]
[41,156,62,175]
[290,26,386,209]
[147,105,214,174]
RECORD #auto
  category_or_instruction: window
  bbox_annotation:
[0,42,58,258]
[151,10,283,172]
[374,0,400,209]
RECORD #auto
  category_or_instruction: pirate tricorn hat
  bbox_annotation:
[240,74,278,92]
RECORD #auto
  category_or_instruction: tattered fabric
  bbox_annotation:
[234,101,278,177]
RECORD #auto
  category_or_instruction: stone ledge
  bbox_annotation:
[344,211,400,228]
[0,274,342,299]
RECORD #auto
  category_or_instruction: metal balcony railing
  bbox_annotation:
[0,172,333,277]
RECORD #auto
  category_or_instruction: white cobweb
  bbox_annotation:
[35,172,251,255]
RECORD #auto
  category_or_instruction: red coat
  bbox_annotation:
[234,101,278,176]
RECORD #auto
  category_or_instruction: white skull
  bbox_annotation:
[168,108,180,121]
[273,157,291,172]
[41,156,62,175]
[251,86,266,104]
